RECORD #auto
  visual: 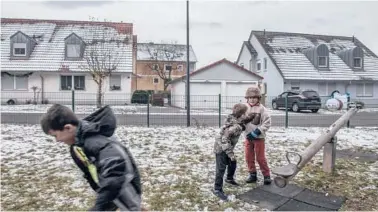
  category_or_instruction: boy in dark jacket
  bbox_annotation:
[40,104,142,211]
[213,103,254,201]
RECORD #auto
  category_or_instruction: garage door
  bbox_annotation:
[225,82,257,109]
[191,82,221,109]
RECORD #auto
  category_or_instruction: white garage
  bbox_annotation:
[169,58,263,109]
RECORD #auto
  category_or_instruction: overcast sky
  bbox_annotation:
[2,0,378,67]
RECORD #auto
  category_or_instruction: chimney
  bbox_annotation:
[352,35,355,43]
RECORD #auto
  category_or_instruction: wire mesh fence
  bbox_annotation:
[1,91,377,128]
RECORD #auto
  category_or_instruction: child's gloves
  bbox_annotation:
[247,128,261,141]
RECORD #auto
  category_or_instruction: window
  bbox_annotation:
[177,65,184,72]
[357,83,373,97]
[257,62,261,71]
[1,74,28,90]
[318,56,328,67]
[74,76,85,90]
[61,76,72,90]
[354,58,362,68]
[60,75,86,90]
[66,44,81,58]
[264,58,267,70]
[164,64,172,73]
[291,82,300,90]
[249,59,253,71]
[13,43,26,56]
[110,75,121,90]
[152,64,159,70]
[153,77,159,84]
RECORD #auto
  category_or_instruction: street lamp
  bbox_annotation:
[186,0,190,127]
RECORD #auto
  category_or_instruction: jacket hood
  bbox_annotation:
[75,105,117,144]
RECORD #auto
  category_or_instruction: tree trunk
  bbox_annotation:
[164,82,169,91]
[96,78,103,108]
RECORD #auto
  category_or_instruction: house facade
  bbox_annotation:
[236,30,378,107]
[169,58,263,109]
[1,18,137,105]
[133,42,197,92]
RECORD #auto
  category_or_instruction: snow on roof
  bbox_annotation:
[137,43,197,62]
[1,18,134,73]
[252,30,378,81]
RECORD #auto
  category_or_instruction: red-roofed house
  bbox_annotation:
[1,18,137,105]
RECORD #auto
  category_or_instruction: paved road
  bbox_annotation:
[1,111,377,127]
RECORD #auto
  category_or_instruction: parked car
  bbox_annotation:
[131,90,154,104]
[272,90,322,113]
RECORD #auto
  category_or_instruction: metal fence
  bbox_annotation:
[1,91,377,128]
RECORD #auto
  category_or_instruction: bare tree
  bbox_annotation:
[79,17,126,108]
[142,41,186,91]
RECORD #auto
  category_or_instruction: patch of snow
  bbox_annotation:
[1,124,377,211]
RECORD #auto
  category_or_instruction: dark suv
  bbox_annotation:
[272,90,322,113]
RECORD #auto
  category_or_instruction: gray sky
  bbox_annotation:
[2,0,378,67]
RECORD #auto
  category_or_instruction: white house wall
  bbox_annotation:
[170,81,186,108]
[237,45,252,71]
[1,72,41,104]
[347,82,378,107]
[283,80,378,107]
[250,35,284,97]
[1,72,132,105]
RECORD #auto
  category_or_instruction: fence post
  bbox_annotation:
[218,94,221,128]
[285,94,288,128]
[323,136,337,173]
[72,90,75,112]
[347,93,350,128]
[147,95,150,128]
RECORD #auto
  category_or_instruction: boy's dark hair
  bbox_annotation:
[40,104,79,134]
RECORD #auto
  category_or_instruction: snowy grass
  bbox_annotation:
[1,124,378,211]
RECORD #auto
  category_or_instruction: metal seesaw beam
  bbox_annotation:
[272,106,360,188]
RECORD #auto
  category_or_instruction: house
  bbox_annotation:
[1,18,137,105]
[236,30,378,106]
[133,42,197,92]
[169,58,263,109]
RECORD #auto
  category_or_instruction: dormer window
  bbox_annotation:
[65,33,84,60]
[353,57,362,68]
[67,44,81,58]
[337,46,364,71]
[318,56,328,67]
[9,31,37,59]
[13,43,27,56]
[303,44,329,69]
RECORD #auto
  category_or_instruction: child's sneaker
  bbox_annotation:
[225,178,240,186]
[213,189,228,201]
[264,176,272,185]
[245,172,257,183]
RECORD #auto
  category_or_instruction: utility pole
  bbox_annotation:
[186,0,190,127]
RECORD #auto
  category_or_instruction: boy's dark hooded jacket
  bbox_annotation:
[69,105,141,211]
